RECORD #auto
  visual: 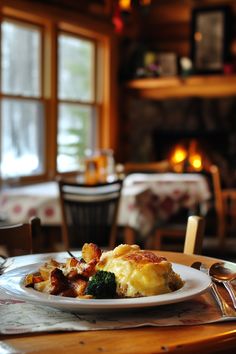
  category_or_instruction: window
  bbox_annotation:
[1,20,44,179]
[0,4,114,184]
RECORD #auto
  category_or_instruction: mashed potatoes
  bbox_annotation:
[96,244,184,297]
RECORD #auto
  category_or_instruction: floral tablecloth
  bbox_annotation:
[0,173,211,236]
[1,290,235,335]
[119,173,211,235]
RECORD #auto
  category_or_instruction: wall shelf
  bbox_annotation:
[125,75,236,99]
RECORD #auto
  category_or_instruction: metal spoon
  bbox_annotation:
[209,262,236,310]
[191,261,233,317]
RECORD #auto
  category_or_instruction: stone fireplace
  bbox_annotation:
[123,96,236,187]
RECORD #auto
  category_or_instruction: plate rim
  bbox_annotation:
[0,262,211,311]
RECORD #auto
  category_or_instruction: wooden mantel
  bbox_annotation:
[125,75,236,99]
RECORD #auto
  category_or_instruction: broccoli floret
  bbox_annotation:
[85,270,117,299]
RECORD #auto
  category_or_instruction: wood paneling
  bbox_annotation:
[146,3,191,24]
[143,23,190,41]
[129,0,236,59]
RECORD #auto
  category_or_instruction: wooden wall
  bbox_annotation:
[10,1,236,63]
[30,0,113,20]
[119,0,236,75]
[117,1,236,169]
[139,0,192,57]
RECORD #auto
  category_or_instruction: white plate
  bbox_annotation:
[0,262,211,313]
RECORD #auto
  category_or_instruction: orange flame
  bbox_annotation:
[189,153,202,171]
[171,146,187,164]
[169,140,204,172]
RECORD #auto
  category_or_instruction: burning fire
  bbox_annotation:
[170,140,203,172]
[171,146,187,165]
[188,153,202,171]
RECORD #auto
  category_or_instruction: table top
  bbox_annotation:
[1,251,236,354]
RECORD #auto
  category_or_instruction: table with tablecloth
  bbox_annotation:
[0,173,211,239]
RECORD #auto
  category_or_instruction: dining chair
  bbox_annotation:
[0,216,41,256]
[58,179,123,250]
[209,165,225,248]
[222,188,236,238]
[151,215,205,254]
[210,164,236,249]
[152,164,225,251]
[183,215,205,254]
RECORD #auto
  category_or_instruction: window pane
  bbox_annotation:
[57,103,96,172]
[1,20,41,96]
[58,34,94,101]
[0,99,45,178]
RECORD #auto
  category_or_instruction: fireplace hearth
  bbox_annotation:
[153,130,228,165]
[152,130,232,186]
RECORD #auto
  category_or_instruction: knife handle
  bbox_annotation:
[223,281,236,310]
[211,282,231,317]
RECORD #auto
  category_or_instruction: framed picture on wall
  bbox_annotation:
[191,6,231,74]
[156,53,178,77]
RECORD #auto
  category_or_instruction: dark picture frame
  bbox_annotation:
[191,6,231,74]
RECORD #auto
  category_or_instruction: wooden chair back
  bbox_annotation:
[222,189,236,239]
[123,160,170,175]
[209,165,226,248]
[208,164,236,248]
[58,180,123,250]
[0,217,41,256]
[153,165,230,251]
[183,215,205,254]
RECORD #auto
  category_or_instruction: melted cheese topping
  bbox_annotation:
[96,244,183,297]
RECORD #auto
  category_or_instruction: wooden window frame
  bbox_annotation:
[0,16,48,184]
[0,0,117,186]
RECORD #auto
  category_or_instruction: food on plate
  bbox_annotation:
[96,244,184,297]
[24,243,102,298]
[24,243,184,299]
[85,270,117,298]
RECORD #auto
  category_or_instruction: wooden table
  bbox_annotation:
[1,251,236,354]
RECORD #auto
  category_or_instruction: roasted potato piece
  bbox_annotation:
[24,274,35,287]
[34,279,51,293]
[64,257,92,278]
[38,265,54,280]
[38,259,65,280]
[65,257,80,268]
[82,243,102,263]
[24,273,44,287]
[70,277,88,297]
[47,259,63,268]
[81,260,97,278]
[66,259,97,279]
